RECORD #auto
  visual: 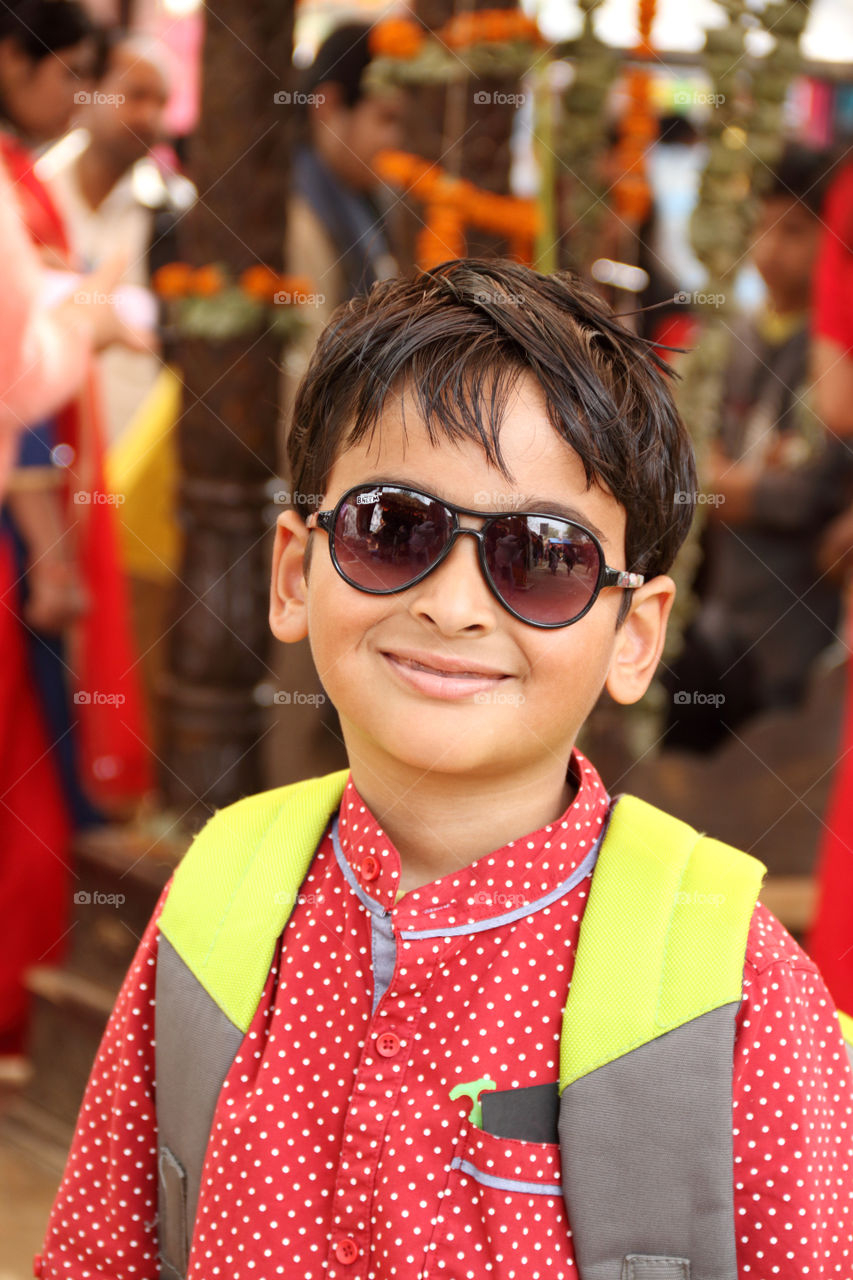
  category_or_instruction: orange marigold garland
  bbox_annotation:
[416,201,467,271]
[152,263,317,341]
[368,18,425,61]
[367,10,545,84]
[374,150,540,268]
[612,0,657,225]
[439,10,543,50]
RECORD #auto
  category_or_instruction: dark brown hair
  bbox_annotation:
[287,258,696,585]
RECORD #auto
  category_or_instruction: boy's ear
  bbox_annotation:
[269,509,311,643]
[604,575,676,705]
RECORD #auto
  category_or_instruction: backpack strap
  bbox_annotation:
[155,769,349,1280]
[839,1010,853,1072]
[558,794,766,1280]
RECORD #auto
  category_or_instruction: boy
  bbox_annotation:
[38,260,853,1279]
[664,147,853,751]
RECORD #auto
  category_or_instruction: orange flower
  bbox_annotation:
[369,18,425,60]
[152,261,194,300]
[440,9,542,49]
[240,265,282,302]
[191,265,227,297]
[507,233,534,265]
[374,150,442,201]
[638,0,656,41]
[416,202,466,269]
[377,149,539,248]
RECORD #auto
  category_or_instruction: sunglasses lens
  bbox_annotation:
[332,486,452,592]
[483,517,601,625]
[330,487,604,626]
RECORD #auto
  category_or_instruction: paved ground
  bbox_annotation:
[0,1094,64,1280]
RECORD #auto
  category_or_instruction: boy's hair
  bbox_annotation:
[756,144,833,218]
[287,258,697,583]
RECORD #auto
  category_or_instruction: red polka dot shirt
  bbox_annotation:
[39,752,853,1278]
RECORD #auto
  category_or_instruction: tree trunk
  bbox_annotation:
[159,1,294,828]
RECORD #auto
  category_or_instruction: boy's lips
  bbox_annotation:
[381,650,513,700]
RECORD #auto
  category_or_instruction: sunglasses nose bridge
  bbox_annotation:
[434,522,486,572]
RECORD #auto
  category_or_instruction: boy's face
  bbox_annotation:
[271,374,674,785]
[751,196,819,312]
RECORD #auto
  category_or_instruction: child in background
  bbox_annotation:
[664,146,853,751]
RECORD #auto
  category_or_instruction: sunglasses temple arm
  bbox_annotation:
[603,568,645,589]
[306,512,333,532]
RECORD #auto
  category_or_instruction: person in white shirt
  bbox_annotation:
[39,33,194,445]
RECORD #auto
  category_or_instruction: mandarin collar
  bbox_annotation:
[334,751,610,930]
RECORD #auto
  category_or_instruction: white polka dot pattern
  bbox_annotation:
[39,752,853,1278]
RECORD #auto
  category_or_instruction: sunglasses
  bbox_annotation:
[305,483,644,629]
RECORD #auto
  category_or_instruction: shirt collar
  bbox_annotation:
[334,750,610,930]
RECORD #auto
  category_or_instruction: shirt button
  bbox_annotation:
[376,1030,401,1057]
[335,1237,359,1264]
[360,855,380,881]
[33,1258,43,1279]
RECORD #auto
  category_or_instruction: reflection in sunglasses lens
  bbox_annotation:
[334,489,452,593]
[484,517,600,625]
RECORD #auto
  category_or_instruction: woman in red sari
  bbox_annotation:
[808,161,853,1014]
[0,0,152,1067]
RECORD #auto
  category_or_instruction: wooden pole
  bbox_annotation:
[159,1,294,828]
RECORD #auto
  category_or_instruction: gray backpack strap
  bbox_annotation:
[152,772,349,1279]
[558,795,765,1280]
[155,936,244,1280]
[559,1003,740,1280]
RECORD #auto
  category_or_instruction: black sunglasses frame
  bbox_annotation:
[306,483,644,629]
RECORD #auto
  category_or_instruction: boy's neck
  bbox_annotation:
[345,749,579,894]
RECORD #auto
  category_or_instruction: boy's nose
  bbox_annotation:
[407,528,498,634]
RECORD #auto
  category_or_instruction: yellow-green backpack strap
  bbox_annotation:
[155,767,349,1280]
[839,1011,853,1072]
[159,767,349,1031]
[558,794,766,1280]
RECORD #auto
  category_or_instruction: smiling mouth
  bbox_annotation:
[384,653,509,680]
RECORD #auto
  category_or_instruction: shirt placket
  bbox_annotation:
[325,915,436,1279]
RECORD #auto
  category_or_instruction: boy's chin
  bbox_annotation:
[346,715,558,781]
